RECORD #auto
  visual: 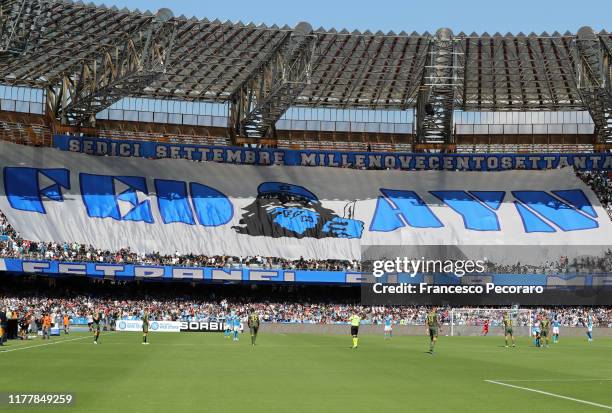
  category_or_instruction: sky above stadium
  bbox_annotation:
[92,0,610,34]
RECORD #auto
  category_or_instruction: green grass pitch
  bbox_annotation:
[1,331,611,413]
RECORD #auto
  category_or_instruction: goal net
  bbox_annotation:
[449,308,533,337]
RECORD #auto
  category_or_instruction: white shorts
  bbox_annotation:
[384,326,392,332]
[552,327,560,334]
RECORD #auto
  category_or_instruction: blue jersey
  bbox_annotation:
[587,316,593,330]
[552,320,560,328]
[384,316,392,327]
[233,316,242,329]
[224,315,233,330]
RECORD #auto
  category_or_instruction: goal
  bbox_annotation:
[449,308,533,337]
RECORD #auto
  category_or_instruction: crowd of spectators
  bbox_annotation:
[576,169,612,220]
[1,293,610,329]
[484,251,612,274]
[0,210,359,271]
[449,307,612,328]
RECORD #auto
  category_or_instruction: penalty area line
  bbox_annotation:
[485,380,612,410]
[0,333,110,353]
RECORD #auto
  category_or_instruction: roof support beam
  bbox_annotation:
[415,29,461,146]
[228,22,316,140]
[0,1,606,117]
[0,0,43,55]
[48,9,177,126]
[573,27,612,144]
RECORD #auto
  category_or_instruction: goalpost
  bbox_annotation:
[450,308,533,337]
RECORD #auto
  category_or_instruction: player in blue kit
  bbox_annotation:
[383,315,393,339]
[223,311,232,339]
[585,313,593,342]
[232,312,241,341]
[552,317,560,343]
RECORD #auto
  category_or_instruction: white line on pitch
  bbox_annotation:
[490,379,612,382]
[485,380,612,410]
[0,333,109,353]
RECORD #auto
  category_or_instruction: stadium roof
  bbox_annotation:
[0,0,611,142]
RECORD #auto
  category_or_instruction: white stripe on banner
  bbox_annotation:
[0,141,610,260]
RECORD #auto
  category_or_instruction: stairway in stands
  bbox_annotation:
[418,88,457,144]
[581,88,612,144]
[240,31,315,139]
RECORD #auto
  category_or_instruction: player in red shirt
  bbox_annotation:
[482,319,490,336]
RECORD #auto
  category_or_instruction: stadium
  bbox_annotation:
[0,0,611,411]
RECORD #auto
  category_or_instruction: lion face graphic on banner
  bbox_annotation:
[233,182,364,239]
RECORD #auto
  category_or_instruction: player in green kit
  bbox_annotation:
[539,313,550,348]
[247,308,260,346]
[503,313,516,348]
[92,310,101,344]
[426,307,440,354]
[142,310,150,345]
[349,312,361,348]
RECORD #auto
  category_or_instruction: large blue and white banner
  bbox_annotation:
[0,141,611,260]
[0,258,362,283]
[54,135,612,171]
[1,258,610,287]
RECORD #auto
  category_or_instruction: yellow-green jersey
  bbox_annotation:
[540,319,550,332]
[248,313,260,328]
[92,312,102,333]
[503,316,513,332]
[350,315,361,326]
[92,312,101,328]
[426,312,438,329]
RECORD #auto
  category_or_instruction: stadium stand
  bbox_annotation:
[2,5,612,413]
[276,139,413,152]
[0,112,52,147]
[95,120,230,146]
[456,144,595,154]
[2,277,611,328]
[0,1,611,342]
[1,1,611,151]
